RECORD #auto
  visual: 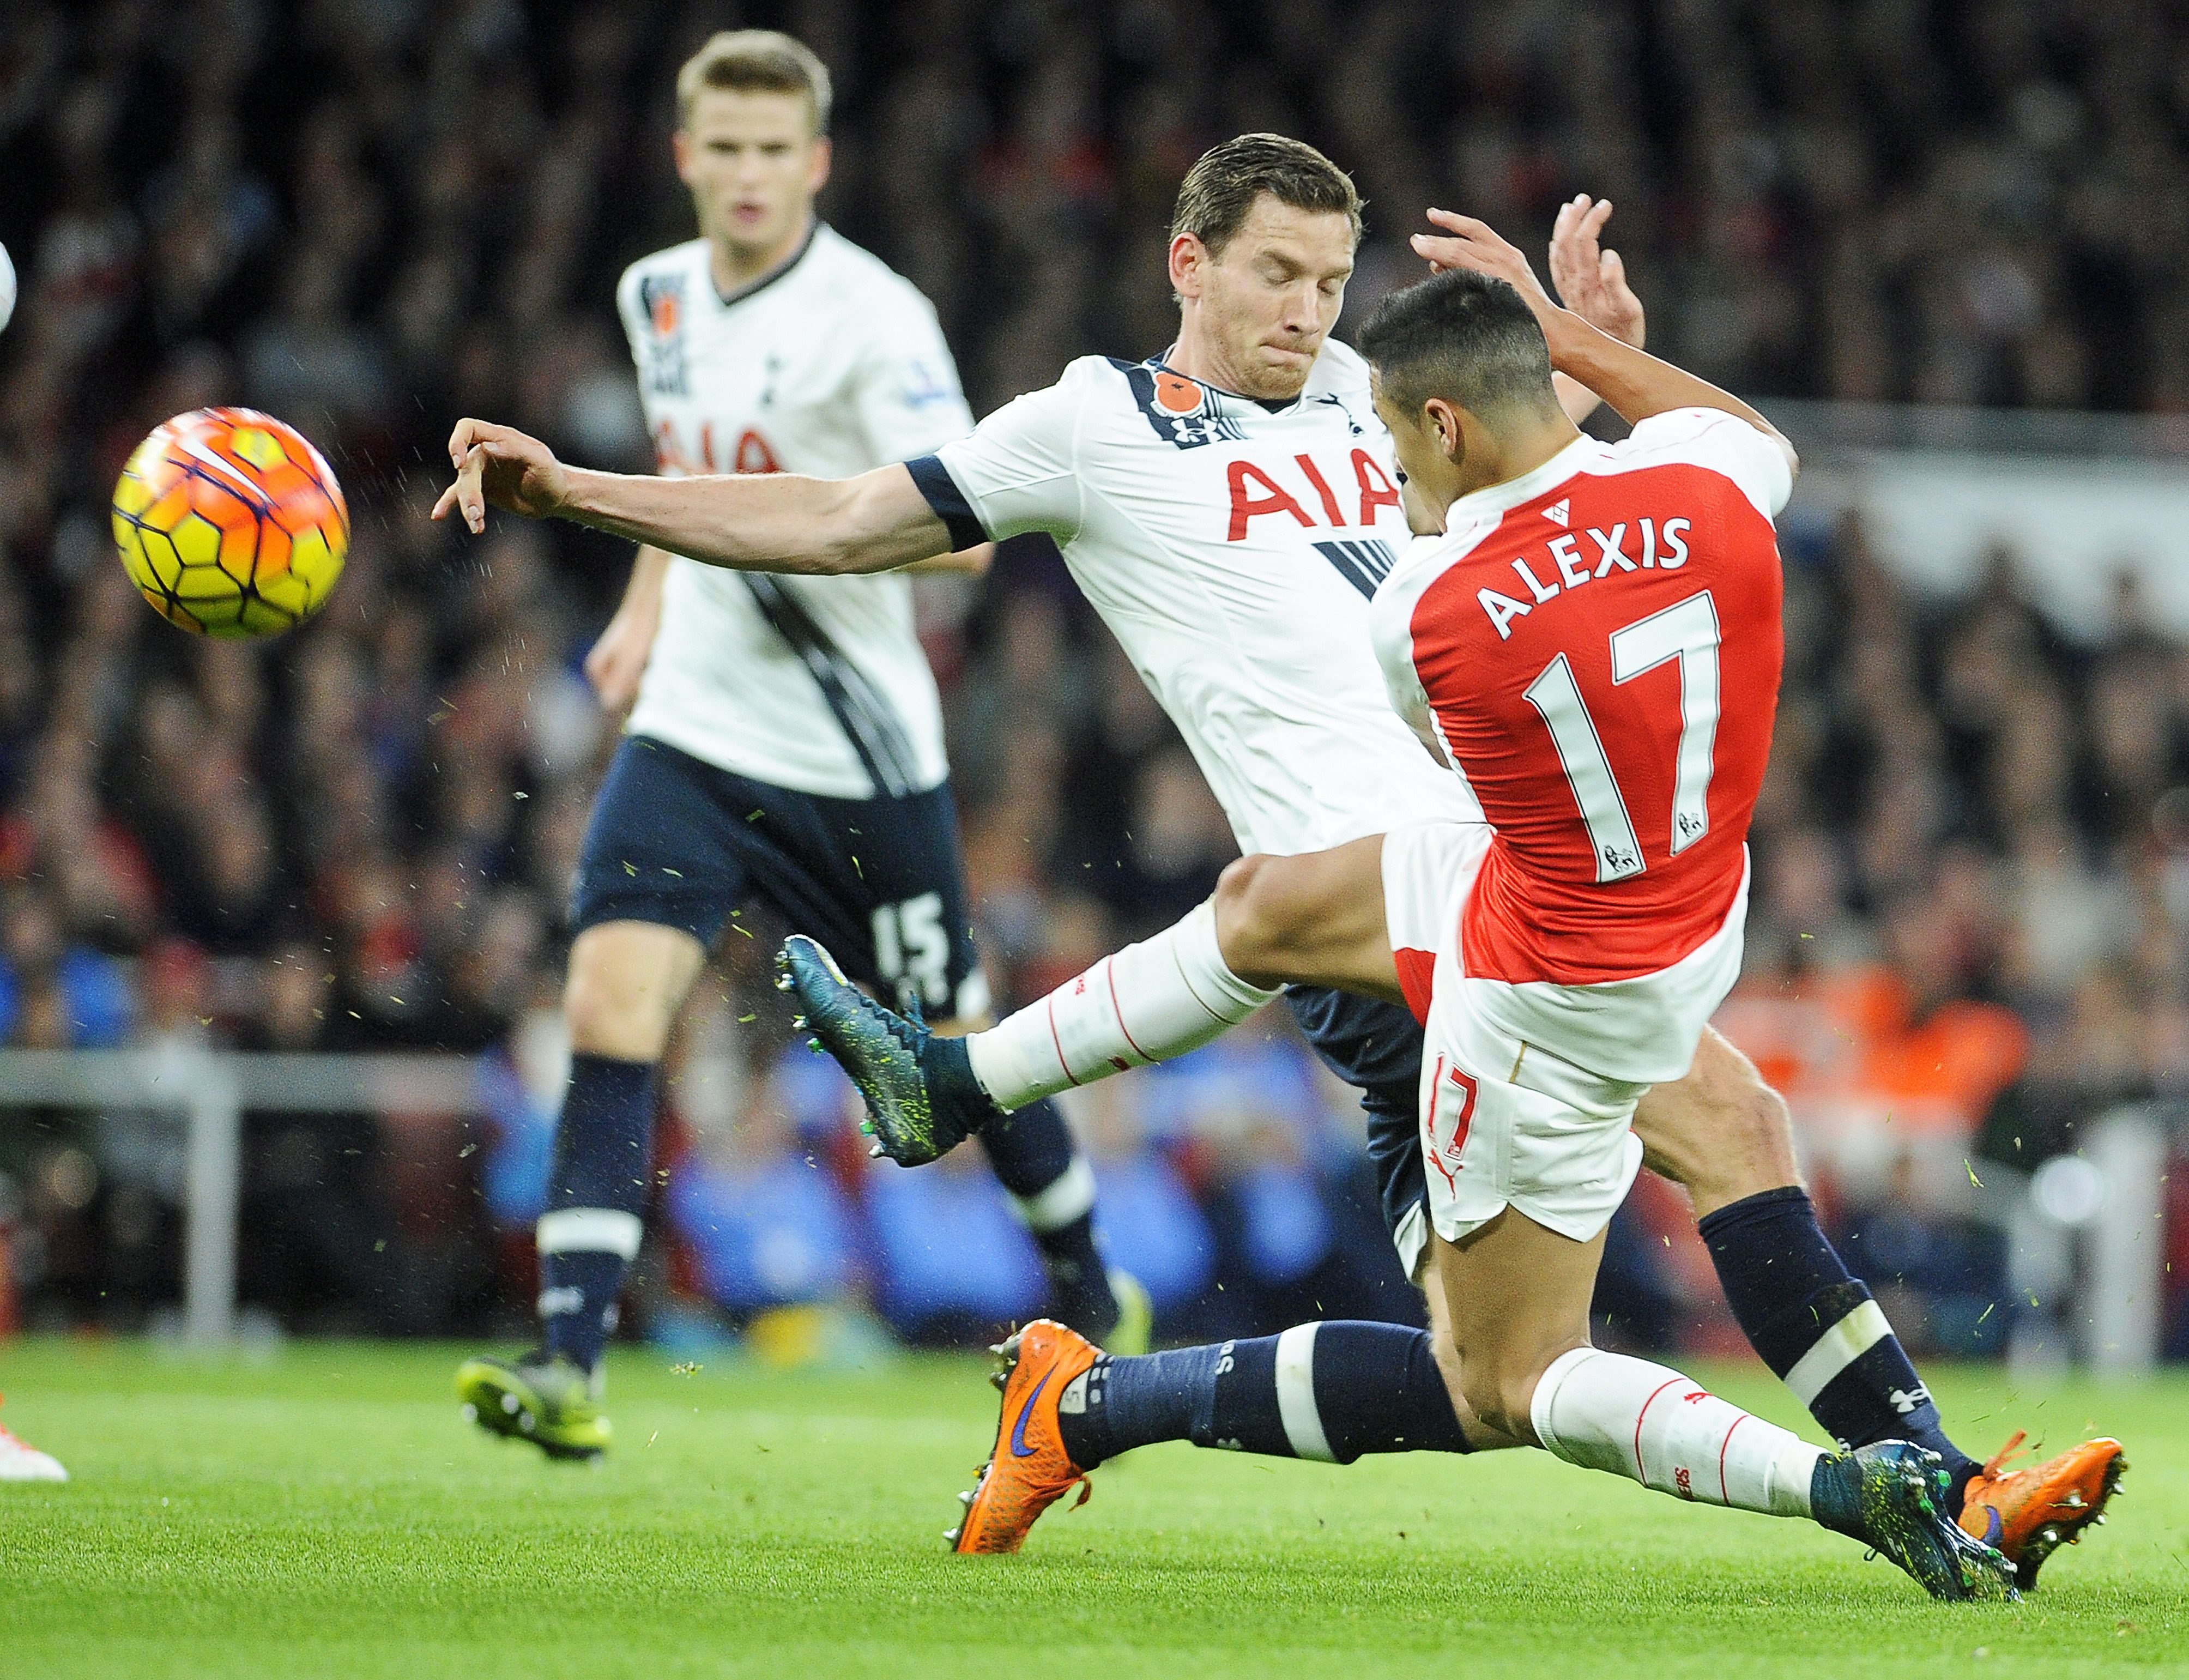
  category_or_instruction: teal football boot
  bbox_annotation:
[1812,1440,2018,1600]
[776,933,999,1165]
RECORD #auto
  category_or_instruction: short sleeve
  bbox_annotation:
[1621,407,1794,519]
[848,287,978,463]
[910,372,1085,547]
[1368,537,1456,768]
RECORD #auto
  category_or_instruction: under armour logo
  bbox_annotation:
[1889,1385,1932,1415]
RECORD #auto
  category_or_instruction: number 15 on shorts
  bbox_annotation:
[872,892,951,1014]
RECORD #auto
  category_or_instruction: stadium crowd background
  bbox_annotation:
[1,0,2186,1358]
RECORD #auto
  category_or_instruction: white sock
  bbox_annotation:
[1532,1347,1820,1519]
[965,900,1282,1111]
[1005,1155,1098,1232]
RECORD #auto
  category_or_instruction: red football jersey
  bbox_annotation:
[1371,409,1791,985]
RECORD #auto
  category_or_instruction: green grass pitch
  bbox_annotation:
[1,1338,2184,1677]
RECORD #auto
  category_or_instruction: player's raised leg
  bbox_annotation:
[776,936,1133,1341]
[778,843,1388,1167]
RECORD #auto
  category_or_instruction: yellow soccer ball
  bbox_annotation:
[112,406,349,638]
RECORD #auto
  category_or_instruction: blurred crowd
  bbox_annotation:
[0,0,2186,1355]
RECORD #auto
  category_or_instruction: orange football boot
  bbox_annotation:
[1957,1431,2125,1591]
[948,1319,1099,1554]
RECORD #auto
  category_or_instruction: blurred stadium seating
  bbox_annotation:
[0,1,2185,1361]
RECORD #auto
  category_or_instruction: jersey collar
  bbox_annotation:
[710,219,822,309]
[1149,349,1302,415]
[1438,432,1600,527]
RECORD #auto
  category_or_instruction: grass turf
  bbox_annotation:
[0,1338,2182,1677]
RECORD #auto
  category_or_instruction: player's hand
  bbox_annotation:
[1549,195,1644,350]
[1411,209,1559,322]
[431,419,572,534]
[584,596,660,714]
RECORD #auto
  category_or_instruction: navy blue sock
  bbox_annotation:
[980,1098,1118,1338]
[1059,1322,1468,1468]
[538,1052,657,1372]
[1700,1187,1980,1508]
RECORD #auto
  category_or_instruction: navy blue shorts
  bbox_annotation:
[1286,986,1429,1273]
[572,736,989,1020]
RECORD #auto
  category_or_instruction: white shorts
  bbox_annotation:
[1383,821,1652,1247]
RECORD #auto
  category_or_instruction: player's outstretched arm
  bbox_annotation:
[431,419,954,576]
[1412,210,1797,483]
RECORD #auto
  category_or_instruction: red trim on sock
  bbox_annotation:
[1718,1412,1747,1504]
[1046,996,1081,1087]
[1632,1377,1685,1483]
[1105,960,1151,1063]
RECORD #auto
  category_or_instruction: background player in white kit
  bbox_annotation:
[429,137,2115,1581]
[453,32,1133,1459]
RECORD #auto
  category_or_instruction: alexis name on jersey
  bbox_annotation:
[1477,508,1696,640]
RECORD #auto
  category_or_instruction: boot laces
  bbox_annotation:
[855,982,928,1057]
[1979,1430,2030,1482]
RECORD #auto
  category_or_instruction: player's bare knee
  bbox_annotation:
[1448,1338,1529,1442]
[1213,853,1294,982]
[1697,1046,1799,1193]
[1461,1369,1539,1445]
[1730,1078,1794,1155]
[564,945,671,1060]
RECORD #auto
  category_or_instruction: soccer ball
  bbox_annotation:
[111,407,349,638]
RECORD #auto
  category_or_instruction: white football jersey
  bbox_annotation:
[910,342,1481,856]
[616,224,975,798]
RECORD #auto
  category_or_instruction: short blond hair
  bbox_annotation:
[675,30,831,135]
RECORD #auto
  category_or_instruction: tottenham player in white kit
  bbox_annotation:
[431,139,2113,1581]
[453,33,1135,1459]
